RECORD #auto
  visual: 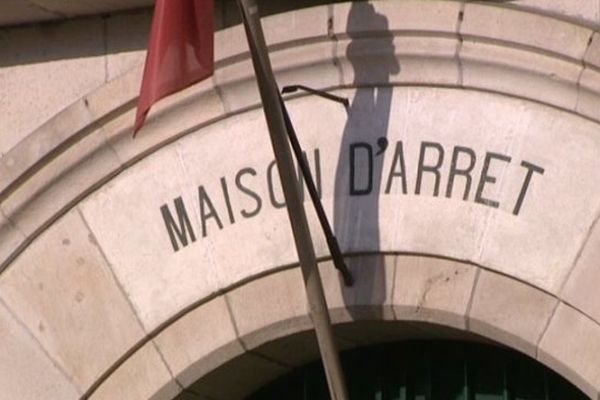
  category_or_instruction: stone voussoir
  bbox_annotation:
[537,302,600,399]
[467,269,558,358]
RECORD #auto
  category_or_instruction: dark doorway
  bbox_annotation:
[247,340,589,400]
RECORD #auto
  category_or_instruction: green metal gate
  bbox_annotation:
[248,341,588,400]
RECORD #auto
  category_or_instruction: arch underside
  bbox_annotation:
[1,2,600,400]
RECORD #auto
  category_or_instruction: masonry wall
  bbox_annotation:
[2,1,600,400]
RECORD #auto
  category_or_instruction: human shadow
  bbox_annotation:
[333,3,399,320]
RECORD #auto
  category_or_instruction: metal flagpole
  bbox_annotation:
[236,1,350,399]
[278,94,354,287]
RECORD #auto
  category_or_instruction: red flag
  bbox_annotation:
[134,0,215,135]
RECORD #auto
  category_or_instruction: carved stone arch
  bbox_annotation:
[2,2,600,400]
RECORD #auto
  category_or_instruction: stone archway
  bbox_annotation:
[2,2,600,399]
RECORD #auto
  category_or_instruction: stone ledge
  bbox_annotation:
[538,303,600,400]
[462,3,592,61]
[89,344,180,400]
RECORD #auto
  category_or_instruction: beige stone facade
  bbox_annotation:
[2,1,600,399]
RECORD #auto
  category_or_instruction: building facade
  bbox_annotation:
[1,0,600,399]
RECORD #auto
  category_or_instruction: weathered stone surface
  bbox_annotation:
[333,1,460,37]
[0,19,106,155]
[154,296,243,387]
[79,145,221,331]
[103,77,224,163]
[514,0,600,27]
[320,255,396,323]
[561,215,600,325]
[335,36,458,87]
[84,66,141,122]
[172,109,314,284]
[0,98,94,197]
[0,301,80,399]
[74,85,600,333]
[3,0,597,31]
[393,256,477,330]
[1,126,122,238]
[468,270,557,357]
[460,41,581,111]
[213,58,262,114]
[462,3,592,61]
[584,32,600,69]
[3,3,600,399]
[538,303,600,399]
[577,67,600,122]
[226,268,311,350]
[270,41,343,98]
[0,212,24,268]
[91,343,179,400]
[0,210,145,390]
[472,98,600,293]
[263,6,329,48]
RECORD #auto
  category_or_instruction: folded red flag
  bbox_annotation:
[134,0,215,135]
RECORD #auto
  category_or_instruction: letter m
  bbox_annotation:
[160,197,197,252]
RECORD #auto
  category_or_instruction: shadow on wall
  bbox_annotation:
[334,2,399,319]
[0,0,354,68]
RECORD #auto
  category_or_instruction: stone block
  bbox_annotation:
[538,303,600,399]
[0,301,80,399]
[154,296,244,387]
[79,145,222,331]
[226,268,311,350]
[462,4,592,61]
[90,343,180,400]
[0,212,24,269]
[460,41,581,112]
[84,66,141,122]
[335,36,458,87]
[214,24,247,62]
[262,6,329,47]
[577,67,600,122]
[584,32,600,69]
[319,255,396,323]
[0,19,106,154]
[333,1,460,38]
[0,210,145,390]
[513,0,600,27]
[270,41,342,95]
[393,256,477,330]
[561,218,600,325]
[0,98,94,198]
[468,270,557,358]
[1,125,122,238]
[102,77,224,164]
[171,109,304,284]
[213,58,262,114]
[471,97,600,293]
